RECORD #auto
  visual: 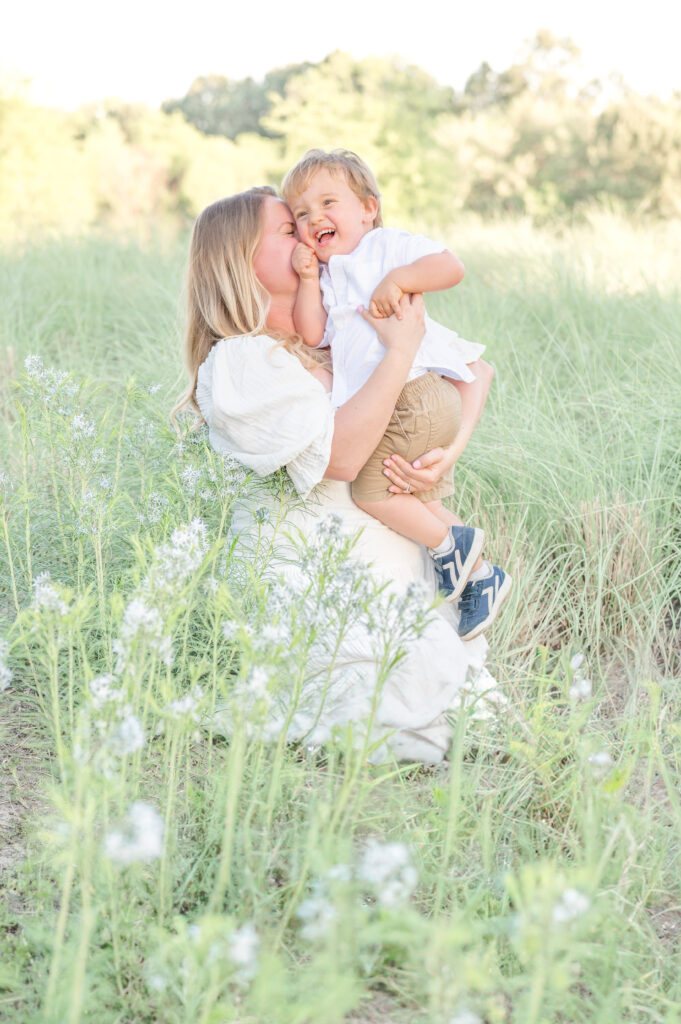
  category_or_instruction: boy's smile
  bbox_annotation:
[290,168,378,262]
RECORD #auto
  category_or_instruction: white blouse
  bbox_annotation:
[317,227,486,408]
[195,335,335,499]
[196,334,504,765]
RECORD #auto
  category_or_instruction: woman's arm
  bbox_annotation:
[324,294,426,482]
[381,360,494,493]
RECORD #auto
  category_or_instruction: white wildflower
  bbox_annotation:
[138,491,169,526]
[150,518,207,593]
[146,383,162,395]
[166,685,204,721]
[326,863,352,883]
[228,922,260,983]
[246,667,269,698]
[552,888,590,924]
[32,572,69,616]
[569,677,593,701]
[222,620,240,642]
[357,839,418,908]
[133,418,157,446]
[450,1011,483,1024]
[98,475,113,493]
[188,923,202,942]
[259,623,289,646]
[114,597,173,668]
[89,674,124,710]
[404,579,431,607]
[24,354,43,377]
[297,895,337,940]
[314,513,342,538]
[588,750,614,777]
[0,640,12,691]
[570,653,585,672]
[76,489,107,535]
[71,413,96,440]
[112,713,146,754]
[104,801,164,865]
[180,465,202,494]
[24,355,78,411]
[0,470,12,495]
[147,972,167,992]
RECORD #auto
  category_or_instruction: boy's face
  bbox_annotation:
[289,167,378,263]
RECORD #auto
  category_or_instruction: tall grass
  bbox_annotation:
[1,216,680,1023]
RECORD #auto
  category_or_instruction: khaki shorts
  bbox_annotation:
[351,372,462,504]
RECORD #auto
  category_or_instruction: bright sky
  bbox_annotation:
[2,0,679,108]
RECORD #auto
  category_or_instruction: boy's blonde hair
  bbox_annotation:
[282,149,383,228]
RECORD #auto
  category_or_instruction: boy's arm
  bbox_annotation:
[292,243,327,347]
[370,251,464,319]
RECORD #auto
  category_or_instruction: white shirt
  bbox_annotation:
[195,334,503,765]
[196,335,334,499]
[318,227,485,408]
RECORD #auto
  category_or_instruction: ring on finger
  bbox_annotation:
[402,483,411,494]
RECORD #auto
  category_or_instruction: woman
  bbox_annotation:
[176,186,503,763]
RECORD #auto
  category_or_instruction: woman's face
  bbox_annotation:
[253,197,299,298]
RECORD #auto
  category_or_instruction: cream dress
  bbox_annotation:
[196,335,503,764]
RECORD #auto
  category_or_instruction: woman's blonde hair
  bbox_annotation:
[173,186,328,423]
[282,148,383,228]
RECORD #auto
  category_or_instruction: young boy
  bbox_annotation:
[281,149,511,639]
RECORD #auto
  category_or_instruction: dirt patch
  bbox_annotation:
[345,993,423,1023]
[0,697,52,884]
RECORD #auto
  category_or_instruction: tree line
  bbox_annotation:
[2,32,680,240]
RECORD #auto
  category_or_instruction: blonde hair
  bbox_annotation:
[281,148,383,228]
[173,186,329,423]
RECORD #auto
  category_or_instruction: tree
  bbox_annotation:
[162,63,313,140]
[263,52,460,227]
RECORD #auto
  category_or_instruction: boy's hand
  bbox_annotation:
[292,243,319,281]
[369,275,405,319]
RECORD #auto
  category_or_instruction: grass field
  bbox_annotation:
[1,214,680,1023]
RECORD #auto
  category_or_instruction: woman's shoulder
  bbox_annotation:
[197,334,324,411]
[199,334,298,380]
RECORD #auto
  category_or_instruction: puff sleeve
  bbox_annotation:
[195,336,335,498]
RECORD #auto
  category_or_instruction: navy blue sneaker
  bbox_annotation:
[430,525,485,602]
[457,565,512,639]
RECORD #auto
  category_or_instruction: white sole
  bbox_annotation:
[460,573,513,640]
[442,528,486,602]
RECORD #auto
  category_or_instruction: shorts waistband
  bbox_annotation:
[396,370,443,405]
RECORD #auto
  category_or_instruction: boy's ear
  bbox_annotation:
[362,196,379,224]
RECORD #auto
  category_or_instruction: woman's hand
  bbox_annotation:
[359,292,425,359]
[382,446,456,494]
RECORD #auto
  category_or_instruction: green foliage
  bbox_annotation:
[1,222,680,1021]
[161,63,314,139]
[2,35,681,242]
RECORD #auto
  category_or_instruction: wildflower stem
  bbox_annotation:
[47,630,67,779]
[44,770,86,1011]
[43,857,76,1012]
[158,732,179,924]
[209,725,246,912]
[112,390,130,493]
[1,509,20,615]
[434,699,468,915]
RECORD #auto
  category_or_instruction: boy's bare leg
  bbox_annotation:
[354,494,450,548]
[424,500,484,572]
